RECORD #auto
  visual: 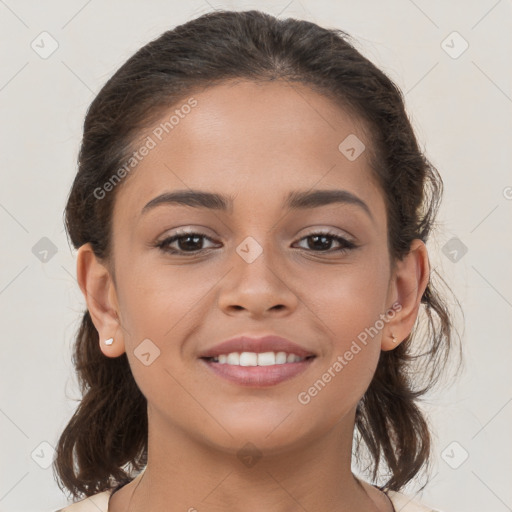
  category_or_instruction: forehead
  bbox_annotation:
[113,79,383,222]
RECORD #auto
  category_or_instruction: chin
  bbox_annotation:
[200,411,312,455]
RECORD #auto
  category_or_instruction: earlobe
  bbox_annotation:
[99,334,125,357]
[381,331,399,351]
[76,243,126,357]
[381,239,430,351]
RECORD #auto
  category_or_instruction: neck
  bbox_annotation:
[110,408,391,512]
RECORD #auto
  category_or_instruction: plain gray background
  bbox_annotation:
[1,1,511,511]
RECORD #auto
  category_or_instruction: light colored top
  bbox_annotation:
[55,470,442,512]
[56,491,441,511]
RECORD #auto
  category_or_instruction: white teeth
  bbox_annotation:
[275,351,287,364]
[258,352,276,366]
[239,352,258,366]
[211,351,307,366]
[226,352,240,365]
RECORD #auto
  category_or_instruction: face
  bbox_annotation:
[106,80,396,455]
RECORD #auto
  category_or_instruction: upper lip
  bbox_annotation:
[199,335,316,359]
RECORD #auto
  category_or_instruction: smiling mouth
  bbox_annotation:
[201,351,316,366]
[200,352,316,387]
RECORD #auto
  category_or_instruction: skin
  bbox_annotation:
[77,80,429,512]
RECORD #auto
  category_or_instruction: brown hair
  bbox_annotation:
[55,9,460,500]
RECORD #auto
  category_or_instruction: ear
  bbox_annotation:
[76,243,126,357]
[381,239,430,351]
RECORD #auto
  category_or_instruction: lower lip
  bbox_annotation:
[200,358,315,387]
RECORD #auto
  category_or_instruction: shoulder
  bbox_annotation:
[54,490,112,512]
[387,490,444,512]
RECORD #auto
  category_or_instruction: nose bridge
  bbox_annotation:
[217,234,297,316]
[233,234,282,291]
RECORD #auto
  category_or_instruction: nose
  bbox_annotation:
[217,242,299,319]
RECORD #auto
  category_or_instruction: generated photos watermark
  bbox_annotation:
[297,301,402,405]
[93,97,198,200]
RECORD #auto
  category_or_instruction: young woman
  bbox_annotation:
[53,9,456,512]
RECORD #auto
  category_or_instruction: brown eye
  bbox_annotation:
[294,232,356,253]
[157,232,218,254]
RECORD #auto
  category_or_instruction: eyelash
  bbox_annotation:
[155,230,357,255]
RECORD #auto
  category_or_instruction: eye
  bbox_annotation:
[293,231,356,253]
[156,231,219,254]
[155,229,356,255]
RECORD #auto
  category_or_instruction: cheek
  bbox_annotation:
[113,257,219,392]
[115,254,213,343]
[295,288,384,431]
[294,255,389,411]
[302,251,390,342]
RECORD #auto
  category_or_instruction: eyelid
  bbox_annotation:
[155,225,216,242]
[155,227,358,256]
[292,230,356,251]
[154,228,220,255]
[296,226,356,242]
[155,226,353,243]
[156,229,217,246]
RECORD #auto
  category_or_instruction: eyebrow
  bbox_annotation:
[141,188,373,221]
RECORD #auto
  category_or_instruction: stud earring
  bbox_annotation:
[391,334,397,343]
[104,337,114,346]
